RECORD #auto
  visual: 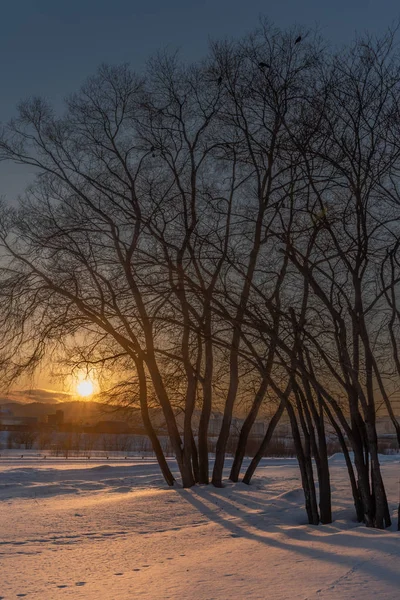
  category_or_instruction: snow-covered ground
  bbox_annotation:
[1,454,399,599]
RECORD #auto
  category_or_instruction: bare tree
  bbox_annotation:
[0,23,399,530]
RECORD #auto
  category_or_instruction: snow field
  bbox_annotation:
[1,455,399,599]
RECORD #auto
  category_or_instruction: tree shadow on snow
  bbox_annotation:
[177,485,400,588]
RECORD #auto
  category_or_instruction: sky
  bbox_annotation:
[0,1,399,198]
[1,0,400,395]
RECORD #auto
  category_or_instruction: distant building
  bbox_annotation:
[0,408,13,418]
[0,414,37,426]
[0,414,38,432]
[376,416,397,437]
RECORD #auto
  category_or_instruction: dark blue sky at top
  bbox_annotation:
[1,0,399,198]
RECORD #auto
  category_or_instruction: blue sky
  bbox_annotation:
[1,0,399,198]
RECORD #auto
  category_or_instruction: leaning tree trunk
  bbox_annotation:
[230,378,269,482]
[242,400,285,485]
[302,387,332,524]
[136,359,175,486]
[145,353,194,487]
[287,400,319,525]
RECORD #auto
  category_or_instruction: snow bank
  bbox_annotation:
[329,451,400,465]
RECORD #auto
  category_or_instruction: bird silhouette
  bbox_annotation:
[217,75,222,86]
[258,62,269,69]
[294,36,302,45]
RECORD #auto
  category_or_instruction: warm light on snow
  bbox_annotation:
[76,379,94,397]
[1,454,399,598]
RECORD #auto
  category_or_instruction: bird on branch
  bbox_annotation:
[294,36,302,45]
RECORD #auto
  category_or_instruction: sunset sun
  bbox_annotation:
[76,379,94,397]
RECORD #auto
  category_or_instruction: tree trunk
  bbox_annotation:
[323,402,363,522]
[136,359,175,486]
[212,347,239,487]
[230,378,268,482]
[242,400,285,484]
[145,354,194,487]
[191,431,200,483]
[309,393,332,524]
[182,373,197,488]
[348,410,374,526]
[352,442,374,527]
[287,400,319,525]
[212,206,265,487]
[365,420,391,528]
[198,321,213,484]
[316,444,332,525]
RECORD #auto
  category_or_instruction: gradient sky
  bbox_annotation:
[1,1,399,198]
[1,1,399,394]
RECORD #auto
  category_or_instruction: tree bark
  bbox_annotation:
[323,401,363,522]
[212,203,266,487]
[191,430,200,483]
[230,378,269,482]
[136,359,175,486]
[287,400,319,525]
[145,354,194,487]
[198,316,213,484]
[242,400,285,484]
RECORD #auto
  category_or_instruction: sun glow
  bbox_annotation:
[76,379,94,397]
